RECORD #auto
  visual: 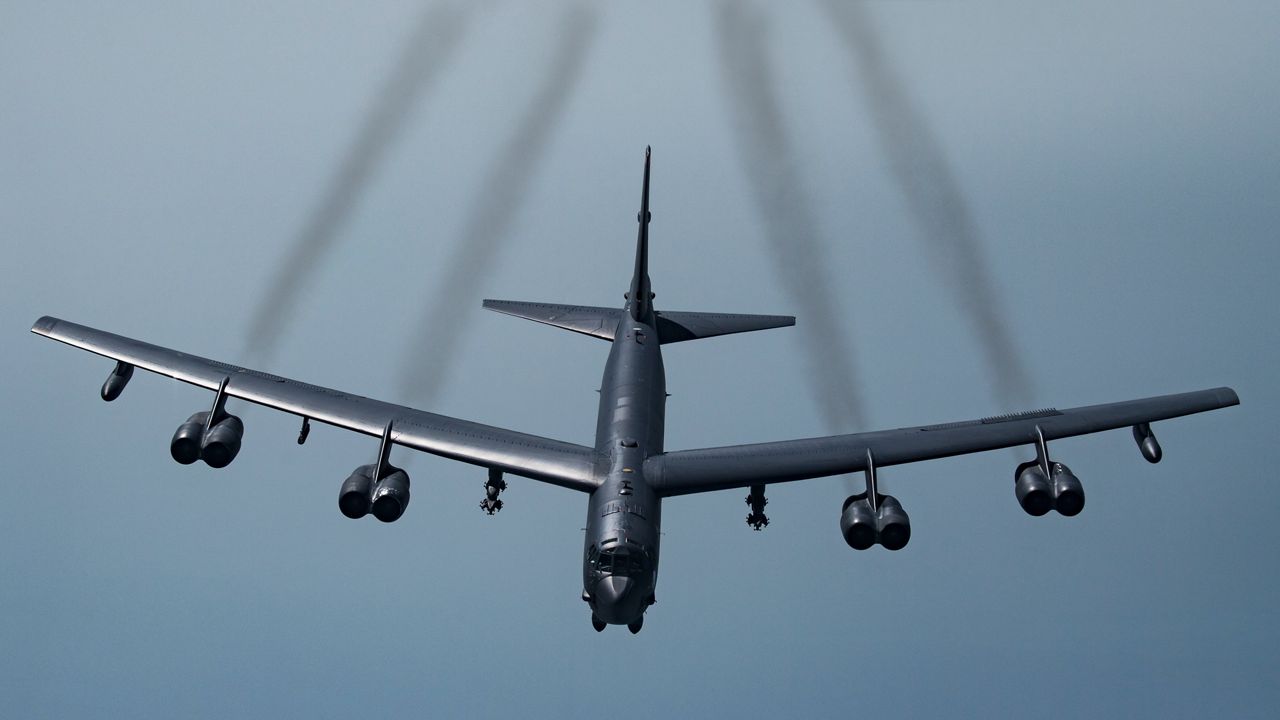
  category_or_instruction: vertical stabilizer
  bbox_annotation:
[628,147,653,320]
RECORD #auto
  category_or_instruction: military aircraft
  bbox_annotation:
[31,147,1238,634]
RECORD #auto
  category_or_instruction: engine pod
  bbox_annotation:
[170,412,209,465]
[875,495,911,551]
[371,469,411,523]
[201,414,243,468]
[339,465,376,519]
[840,494,876,550]
[1050,463,1085,517]
[1015,462,1053,517]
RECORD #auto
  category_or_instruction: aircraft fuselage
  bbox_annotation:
[582,303,665,627]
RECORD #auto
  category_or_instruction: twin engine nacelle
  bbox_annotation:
[1015,461,1085,517]
[840,493,911,551]
[339,464,411,523]
[170,411,244,468]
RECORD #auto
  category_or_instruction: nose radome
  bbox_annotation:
[593,575,646,624]
[597,575,634,605]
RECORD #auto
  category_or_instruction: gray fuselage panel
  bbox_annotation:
[582,308,665,625]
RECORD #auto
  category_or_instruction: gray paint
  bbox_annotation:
[4,2,1277,716]
[29,149,1239,631]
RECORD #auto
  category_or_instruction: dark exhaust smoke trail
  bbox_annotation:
[245,2,471,364]
[397,2,598,404]
[715,1,869,437]
[820,0,1034,410]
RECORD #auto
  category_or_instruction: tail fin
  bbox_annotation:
[484,148,795,345]
[627,146,653,320]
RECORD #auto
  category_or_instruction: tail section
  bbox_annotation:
[627,146,653,321]
[484,147,795,344]
[483,300,793,345]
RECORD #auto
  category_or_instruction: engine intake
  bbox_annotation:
[170,412,209,465]
[1015,462,1053,516]
[876,495,911,551]
[840,494,877,550]
[1050,463,1085,517]
[339,421,411,522]
[169,411,243,467]
[372,469,411,523]
[201,415,243,468]
[339,465,376,519]
[1016,460,1085,516]
[841,493,911,550]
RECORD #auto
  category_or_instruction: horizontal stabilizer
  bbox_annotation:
[483,300,621,341]
[655,311,795,344]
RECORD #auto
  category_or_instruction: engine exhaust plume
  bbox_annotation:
[716,0,869,435]
[820,0,1034,410]
[397,2,599,404]
[245,2,471,364]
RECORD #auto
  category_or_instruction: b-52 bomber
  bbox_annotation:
[31,147,1238,634]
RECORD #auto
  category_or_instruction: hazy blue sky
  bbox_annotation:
[3,2,1277,717]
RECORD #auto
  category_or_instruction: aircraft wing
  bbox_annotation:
[645,388,1239,497]
[31,316,601,492]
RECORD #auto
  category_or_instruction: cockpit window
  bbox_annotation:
[591,546,650,576]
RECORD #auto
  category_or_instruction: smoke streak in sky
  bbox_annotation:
[716,1,869,435]
[397,2,598,404]
[245,2,470,364]
[821,0,1034,410]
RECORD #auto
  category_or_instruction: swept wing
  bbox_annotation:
[646,388,1239,496]
[31,316,601,492]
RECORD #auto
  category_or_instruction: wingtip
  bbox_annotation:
[31,315,58,335]
[1218,386,1241,407]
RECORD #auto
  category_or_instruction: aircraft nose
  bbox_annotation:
[596,575,634,605]
[592,575,644,624]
